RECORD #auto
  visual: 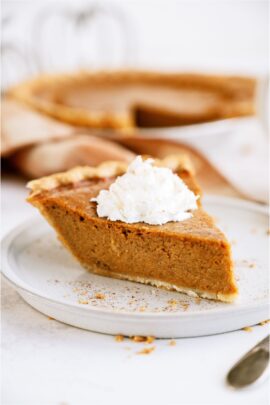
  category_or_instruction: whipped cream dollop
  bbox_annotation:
[91,156,198,225]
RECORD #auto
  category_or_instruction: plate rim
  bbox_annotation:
[134,117,256,140]
[1,195,269,319]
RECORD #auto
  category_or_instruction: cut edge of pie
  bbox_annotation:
[11,70,256,130]
[27,154,238,303]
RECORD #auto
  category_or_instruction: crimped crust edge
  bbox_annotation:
[27,154,193,196]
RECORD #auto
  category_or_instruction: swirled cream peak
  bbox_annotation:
[91,156,198,225]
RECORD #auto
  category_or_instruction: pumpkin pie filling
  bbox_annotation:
[27,155,238,302]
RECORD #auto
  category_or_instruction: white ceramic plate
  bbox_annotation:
[1,196,269,338]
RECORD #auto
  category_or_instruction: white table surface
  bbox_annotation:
[2,175,269,405]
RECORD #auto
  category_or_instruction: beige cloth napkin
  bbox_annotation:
[2,97,268,202]
[141,117,268,203]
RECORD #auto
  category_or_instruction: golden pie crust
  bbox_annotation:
[27,154,193,195]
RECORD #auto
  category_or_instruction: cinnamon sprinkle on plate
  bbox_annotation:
[94,292,106,299]
[78,299,89,304]
[80,290,88,296]
[168,299,178,307]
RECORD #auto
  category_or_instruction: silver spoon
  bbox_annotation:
[227,335,269,388]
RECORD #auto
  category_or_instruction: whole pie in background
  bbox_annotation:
[10,70,256,129]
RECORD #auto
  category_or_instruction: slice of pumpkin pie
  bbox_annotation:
[27,154,238,302]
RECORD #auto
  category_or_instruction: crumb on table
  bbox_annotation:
[145,336,155,344]
[131,336,155,344]
[258,320,270,326]
[242,326,253,332]
[115,335,124,342]
[169,340,176,346]
[137,346,156,355]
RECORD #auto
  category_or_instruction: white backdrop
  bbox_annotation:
[2,3,269,405]
[2,0,269,89]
